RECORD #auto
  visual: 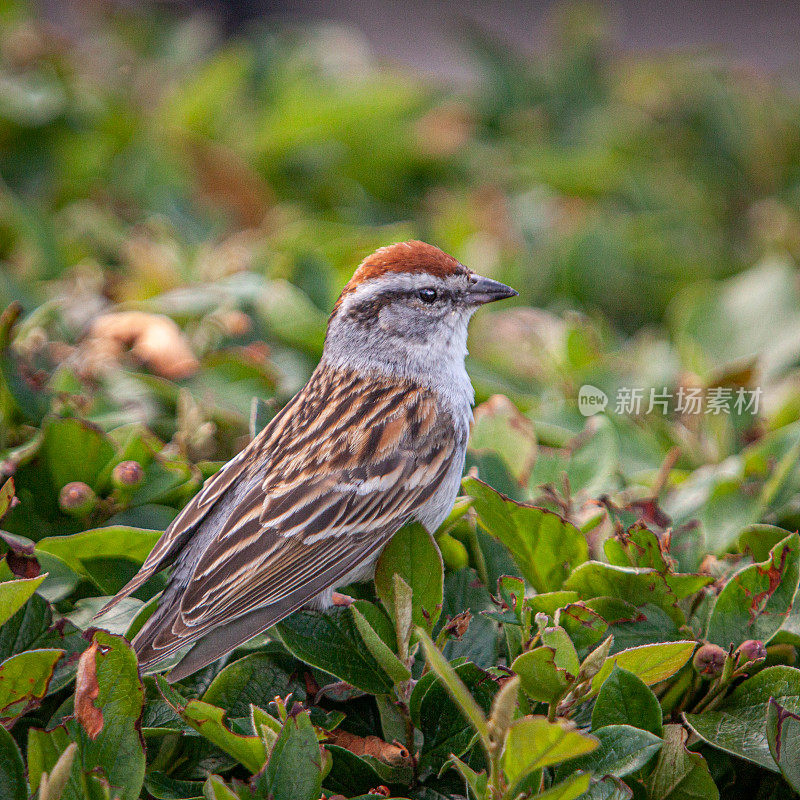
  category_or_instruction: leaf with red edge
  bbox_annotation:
[0,648,63,725]
[707,532,800,648]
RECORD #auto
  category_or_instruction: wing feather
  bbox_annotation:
[129,368,458,672]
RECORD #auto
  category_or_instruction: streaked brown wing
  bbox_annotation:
[132,369,455,669]
[95,389,308,616]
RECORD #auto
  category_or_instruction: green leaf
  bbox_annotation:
[41,416,116,491]
[277,607,394,694]
[416,660,499,776]
[202,650,303,719]
[698,479,762,555]
[589,641,696,697]
[573,775,632,800]
[565,562,709,626]
[0,477,14,520]
[469,394,538,485]
[526,591,582,617]
[684,665,800,772]
[351,605,411,684]
[556,603,608,652]
[645,724,719,800]
[37,526,161,586]
[604,524,670,571]
[442,754,487,799]
[157,676,266,773]
[512,647,573,703]
[67,631,146,800]
[0,725,25,800]
[144,773,204,800]
[556,724,662,779]
[464,477,588,593]
[416,628,492,761]
[260,709,324,800]
[592,665,663,736]
[0,648,63,725]
[374,522,444,629]
[706,533,800,648]
[542,625,581,676]
[532,771,592,800]
[766,698,800,792]
[0,572,46,626]
[27,725,72,795]
[36,742,78,800]
[64,596,143,637]
[501,716,598,792]
[737,524,791,563]
[203,775,240,800]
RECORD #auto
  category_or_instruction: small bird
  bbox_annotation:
[100,241,516,680]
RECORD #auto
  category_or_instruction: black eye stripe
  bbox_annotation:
[417,288,437,303]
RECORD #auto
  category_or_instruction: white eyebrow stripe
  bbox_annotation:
[343,271,461,307]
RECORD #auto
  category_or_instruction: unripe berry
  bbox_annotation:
[59,482,97,517]
[735,639,767,667]
[693,643,727,678]
[111,460,144,490]
[437,532,469,570]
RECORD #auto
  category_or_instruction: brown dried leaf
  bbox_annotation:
[75,639,103,739]
[89,311,199,379]
[327,729,411,766]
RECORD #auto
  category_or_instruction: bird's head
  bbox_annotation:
[323,241,516,383]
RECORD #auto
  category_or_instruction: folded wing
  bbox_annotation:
[125,369,454,677]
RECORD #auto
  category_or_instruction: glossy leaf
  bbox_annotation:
[556,724,662,779]
[374,521,444,629]
[260,708,324,800]
[351,605,411,683]
[592,665,663,736]
[766,698,800,792]
[0,648,63,725]
[501,716,598,790]
[36,526,161,587]
[589,641,696,696]
[41,417,116,491]
[416,629,492,765]
[685,666,800,772]
[646,724,719,800]
[0,572,46,626]
[277,607,395,694]
[157,676,266,773]
[706,533,800,648]
[464,476,588,593]
[512,646,573,703]
[533,772,592,800]
[0,725,25,800]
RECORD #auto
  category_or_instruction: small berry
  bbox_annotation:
[735,639,767,667]
[59,482,97,517]
[693,643,727,678]
[111,460,144,490]
[436,532,469,570]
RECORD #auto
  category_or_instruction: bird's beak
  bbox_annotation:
[467,274,518,305]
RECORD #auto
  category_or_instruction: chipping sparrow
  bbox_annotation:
[100,241,516,680]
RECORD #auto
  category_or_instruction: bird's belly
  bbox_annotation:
[414,443,467,532]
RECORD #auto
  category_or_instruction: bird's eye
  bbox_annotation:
[417,288,437,304]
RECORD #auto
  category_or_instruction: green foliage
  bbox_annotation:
[2,1,800,797]
[685,666,800,772]
[591,666,663,737]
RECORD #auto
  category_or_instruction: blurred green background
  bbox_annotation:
[3,0,800,569]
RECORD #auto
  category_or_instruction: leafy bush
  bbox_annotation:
[2,0,800,798]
